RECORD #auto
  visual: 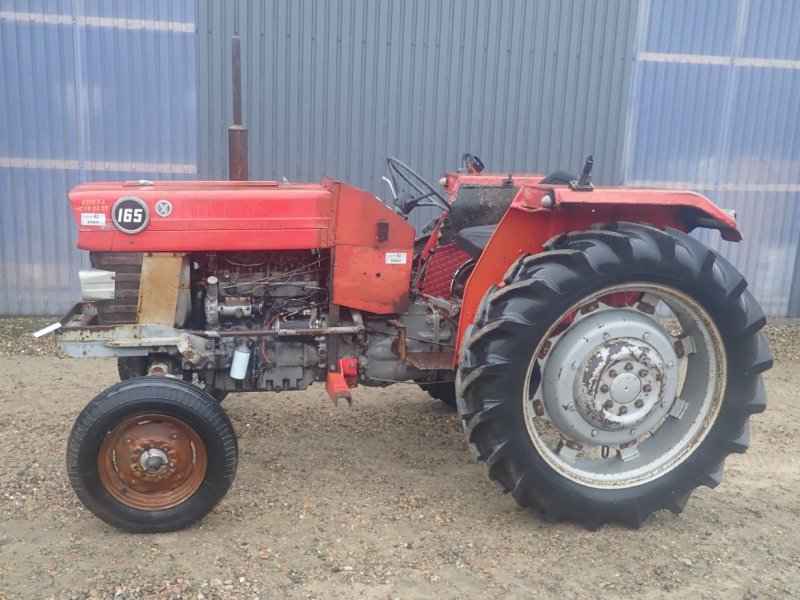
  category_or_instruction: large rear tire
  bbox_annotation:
[457,223,771,529]
[66,377,238,532]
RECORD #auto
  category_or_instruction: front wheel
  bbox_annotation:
[66,377,238,532]
[457,223,772,529]
[117,357,228,402]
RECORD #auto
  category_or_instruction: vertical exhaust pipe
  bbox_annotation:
[228,36,248,181]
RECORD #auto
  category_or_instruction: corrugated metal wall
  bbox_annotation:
[2,0,798,316]
[622,0,800,316]
[0,0,196,314]
[197,0,639,230]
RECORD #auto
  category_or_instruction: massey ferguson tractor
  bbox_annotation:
[47,40,772,533]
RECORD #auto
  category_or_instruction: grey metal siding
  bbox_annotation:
[0,0,196,315]
[196,0,640,230]
[622,0,800,317]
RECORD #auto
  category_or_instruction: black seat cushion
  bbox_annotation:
[455,225,497,258]
[539,170,577,185]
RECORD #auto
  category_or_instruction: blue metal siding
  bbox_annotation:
[644,0,739,56]
[0,1,196,314]
[2,0,798,317]
[742,0,800,60]
[623,0,800,317]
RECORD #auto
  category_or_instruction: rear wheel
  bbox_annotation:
[457,223,771,529]
[66,377,238,532]
[418,381,457,409]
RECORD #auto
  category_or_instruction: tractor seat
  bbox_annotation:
[455,225,497,258]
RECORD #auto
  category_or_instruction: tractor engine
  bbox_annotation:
[194,250,327,331]
[195,250,330,393]
[92,249,331,393]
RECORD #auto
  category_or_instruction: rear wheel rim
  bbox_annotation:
[522,282,726,489]
[98,414,208,510]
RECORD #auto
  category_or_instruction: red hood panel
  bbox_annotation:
[70,180,337,252]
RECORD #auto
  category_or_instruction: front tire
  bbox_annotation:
[66,377,238,532]
[117,357,228,403]
[457,223,772,529]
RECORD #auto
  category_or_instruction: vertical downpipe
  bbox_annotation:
[228,36,249,181]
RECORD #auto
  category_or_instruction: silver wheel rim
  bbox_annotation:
[522,283,726,488]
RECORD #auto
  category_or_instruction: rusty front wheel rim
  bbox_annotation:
[98,414,208,511]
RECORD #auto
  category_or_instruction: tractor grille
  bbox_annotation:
[89,252,142,324]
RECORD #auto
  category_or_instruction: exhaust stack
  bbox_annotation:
[228,36,248,181]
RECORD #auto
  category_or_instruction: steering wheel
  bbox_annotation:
[386,157,450,215]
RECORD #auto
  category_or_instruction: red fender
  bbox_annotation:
[454,184,741,362]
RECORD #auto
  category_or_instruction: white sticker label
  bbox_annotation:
[385,252,407,265]
[81,213,106,227]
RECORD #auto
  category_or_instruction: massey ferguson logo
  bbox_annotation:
[111,196,149,234]
[155,199,173,217]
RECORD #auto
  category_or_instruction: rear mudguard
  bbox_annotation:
[454,184,741,360]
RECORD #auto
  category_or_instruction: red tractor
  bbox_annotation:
[49,42,771,532]
[52,151,771,533]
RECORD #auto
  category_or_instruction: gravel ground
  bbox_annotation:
[1,317,799,599]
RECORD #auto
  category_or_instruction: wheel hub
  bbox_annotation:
[540,309,680,447]
[609,372,640,404]
[139,448,170,474]
[98,414,207,511]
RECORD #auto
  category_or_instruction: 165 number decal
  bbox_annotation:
[111,197,150,234]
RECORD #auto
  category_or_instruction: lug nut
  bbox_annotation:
[609,369,618,377]
[603,399,613,409]
[600,384,610,393]
[533,399,545,417]
[625,363,633,371]
[618,406,628,415]
[643,384,652,393]
[591,429,599,437]
[639,369,648,377]
[634,399,644,408]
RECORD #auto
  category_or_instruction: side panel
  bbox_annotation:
[331,183,416,314]
[455,185,743,359]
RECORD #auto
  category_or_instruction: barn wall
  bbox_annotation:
[622,0,800,316]
[2,0,798,316]
[196,0,639,229]
[0,0,196,314]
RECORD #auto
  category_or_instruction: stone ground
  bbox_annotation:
[0,318,798,599]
